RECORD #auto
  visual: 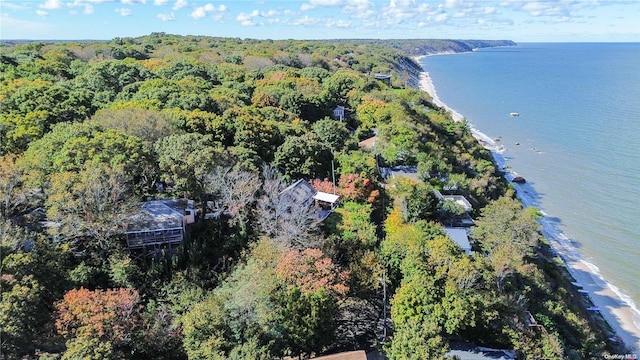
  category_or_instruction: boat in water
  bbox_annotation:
[509,112,520,117]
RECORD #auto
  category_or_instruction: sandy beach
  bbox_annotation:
[417,69,640,353]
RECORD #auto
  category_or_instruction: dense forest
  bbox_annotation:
[0,34,620,359]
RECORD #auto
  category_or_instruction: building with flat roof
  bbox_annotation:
[379,165,419,181]
[434,189,472,213]
[446,342,516,359]
[444,227,472,255]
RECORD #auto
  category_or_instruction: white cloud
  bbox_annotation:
[36,10,48,16]
[191,7,207,18]
[326,18,350,28]
[67,0,95,14]
[522,2,564,17]
[40,0,64,9]
[157,12,175,20]
[434,13,448,23]
[309,0,342,6]
[291,15,319,26]
[301,0,344,11]
[343,0,374,19]
[344,0,372,12]
[382,0,423,25]
[237,10,259,26]
[445,0,463,9]
[154,0,168,4]
[115,7,132,16]
[173,0,187,10]
[190,3,227,19]
[261,9,279,17]
[483,6,497,15]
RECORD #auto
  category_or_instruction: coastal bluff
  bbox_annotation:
[331,39,517,56]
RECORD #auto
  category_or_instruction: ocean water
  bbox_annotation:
[419,43,640,327]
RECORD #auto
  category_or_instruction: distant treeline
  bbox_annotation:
[325,39,517,55]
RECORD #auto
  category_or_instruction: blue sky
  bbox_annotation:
[1,0,639,42]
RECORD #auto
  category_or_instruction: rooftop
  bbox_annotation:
[374,73,392,80]
[358,135,378,150]
[126,200,191,233]
[280,179,340,220]
[313,350,367,360]
[445,227,472,255]
[313,191,340,204]
[434,190,473,212]
[446,342,516,360]
[379,165,418,181]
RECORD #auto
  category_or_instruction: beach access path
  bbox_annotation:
[416,69,640,352]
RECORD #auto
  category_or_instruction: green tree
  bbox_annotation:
[404,182,440,223]
[0,217,71,358]
[0,275,46,357]
[322,68,364,105]
[273,286,336,358]
[471,193,541,291]
[273,133,332,181]
[45,161,133,255]
[312,117,351,152]
[335,150,379,181]
[154,133,232,214]
[90,107,177,145]
[181,238,280,359]
[326,201,377,261]
[0,154,26,217]
[385,317,447,360]
[20,121,149,191]
[76,59,152,106]
[181,292,231,360]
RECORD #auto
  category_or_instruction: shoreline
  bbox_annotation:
[416,67,640,352]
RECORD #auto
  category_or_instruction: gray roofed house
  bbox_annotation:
[444,227,472,255]
[280,179,339,220]
[446,342,516,360]
[379,165,419,181]
[125,199,196,249]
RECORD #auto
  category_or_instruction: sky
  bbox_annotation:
[1,0,639,42]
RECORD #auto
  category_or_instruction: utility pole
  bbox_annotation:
[331,158,336,195]
[381,271,387,341]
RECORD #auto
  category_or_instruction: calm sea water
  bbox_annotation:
[419,43,640,321]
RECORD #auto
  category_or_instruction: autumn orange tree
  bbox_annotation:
[55,287,141,359]
[311,173,379,204]
[276,248,350,298]
[274,248,350,357]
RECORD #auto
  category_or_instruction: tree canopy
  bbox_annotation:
[0,34,612,360]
